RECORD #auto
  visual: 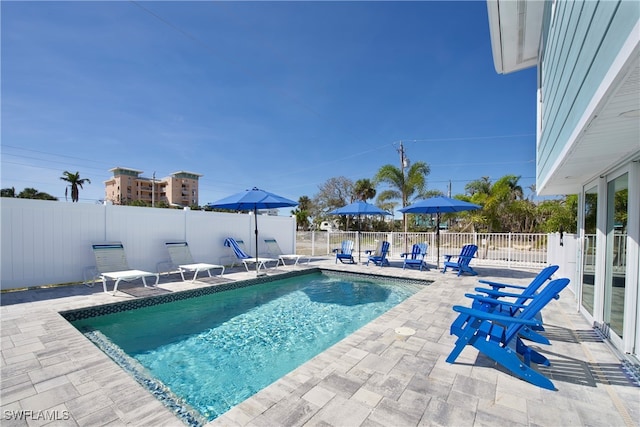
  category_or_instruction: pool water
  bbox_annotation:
[72,272,424,422]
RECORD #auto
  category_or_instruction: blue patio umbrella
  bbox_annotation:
[208,187,298,275]
[399,196,481,269]
[329,201,392,263]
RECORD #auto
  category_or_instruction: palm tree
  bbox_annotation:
[374,161,430,233]
[291,196,312,230]
[60,171,91,203]
[465,176,492,196]
[353,179,376,201]
[499,174,524,201]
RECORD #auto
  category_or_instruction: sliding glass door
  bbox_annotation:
[581,185,598,316]
[604,173,628,339]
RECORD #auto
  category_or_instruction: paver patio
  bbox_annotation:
[1,258,638,426]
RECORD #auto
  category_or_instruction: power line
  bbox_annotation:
[2,144,109,166]
[430,159,535,167]
[395,133,536,143]
[2,157,109,174]
[2,139,536,191]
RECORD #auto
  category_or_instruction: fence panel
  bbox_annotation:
[294,231,316,256]
[105,205,185,273]
[1,200,106,289]
[0,199,296,290]
[297,231,548,268]
[475,233,548,267]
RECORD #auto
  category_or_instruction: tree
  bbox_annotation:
[313,176,353,213]
[509,199,538,232]
[60,171,91,202]
[292,196,312,230]
[423,188,445,198]
[536,196,578,233]
[2,186,57,200]
[468,174,525,232]
[15,187,57,200]
[1,187,16,198]
[464,176,491,196]
[353,179,376,201]
[463,174,579,233]
[374,161,430,232]
[312,177,354,229]
[128,199,150,207]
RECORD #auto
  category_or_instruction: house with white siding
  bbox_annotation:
[486,0,639,360]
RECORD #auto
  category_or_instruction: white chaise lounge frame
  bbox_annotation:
[165,241,225,282]
[263,238,310,266]
[87,242,159,295]
[223,238,279,272]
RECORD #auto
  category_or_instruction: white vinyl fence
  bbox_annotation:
[296,230,551,269]
[1,198,574,291]
[0,198,296,290]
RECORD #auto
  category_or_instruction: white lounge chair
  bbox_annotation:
[87,242,159,295]
[223,238,279,272]
[263,238,309,266]
[165,241,225,282]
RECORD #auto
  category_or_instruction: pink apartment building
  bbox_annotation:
[104,167,202,207]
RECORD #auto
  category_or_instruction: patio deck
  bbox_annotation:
[1,257,638,426]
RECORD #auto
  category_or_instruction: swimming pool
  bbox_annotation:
[66,270,427,425]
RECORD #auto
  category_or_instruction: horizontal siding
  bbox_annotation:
[538,0,639,184]
[541,0,615,176]
[541,0,585,152]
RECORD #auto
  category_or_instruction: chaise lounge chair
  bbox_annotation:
[223,237,278,272]
[333,240,355,264]
[442,244,478,276]
[365,240,390,266]
[447,277,570,390]
[263,238,310,266]
[401,243,429,270]
[164,241,225,282]
[86,242,159,295]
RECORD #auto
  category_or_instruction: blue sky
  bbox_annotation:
[2,1,538,208]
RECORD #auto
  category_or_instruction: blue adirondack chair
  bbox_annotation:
[365,241,390,266]
[401,243,429,270]
[447,277,570,390]
[470,264,560,344]
[442,244,478,276]
[333,240,355,264]
[474,265,560,306]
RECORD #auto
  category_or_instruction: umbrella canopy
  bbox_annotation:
[398,196,481,214]
[209,187,298,211]
[329,201,391,263]
[399,196,481,269]
[208,187,298,275]
[329,200,391,216]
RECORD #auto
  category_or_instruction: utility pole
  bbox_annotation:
[397,141,409,251]
[152,171,156,208]
[397,141,407,216]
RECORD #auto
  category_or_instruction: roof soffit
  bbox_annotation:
[487,0,544,74]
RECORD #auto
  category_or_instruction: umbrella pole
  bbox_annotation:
[436,212,440,270]
[358,214,361,263]
[254,207,261,276]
